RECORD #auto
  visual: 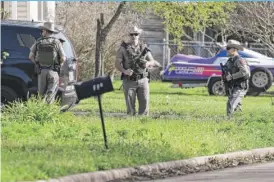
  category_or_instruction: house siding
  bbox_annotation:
[17,2,28,20]
[2,1,55,21]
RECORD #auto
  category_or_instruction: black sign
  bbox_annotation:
[74,75,114,100]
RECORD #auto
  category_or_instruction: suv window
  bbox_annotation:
[1,26,75,60]
[17,33,36,48]
[1,28,20,49]
[53,32,75,59]
[1,27,34,59]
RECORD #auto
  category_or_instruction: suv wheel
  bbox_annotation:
[250,68,273,92]
[208,77,226,96]
[1,86,18,108]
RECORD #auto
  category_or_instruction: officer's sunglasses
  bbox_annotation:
[130,33,139,37]
[226,47,233,50]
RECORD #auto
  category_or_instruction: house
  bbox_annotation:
[1,1,55,22]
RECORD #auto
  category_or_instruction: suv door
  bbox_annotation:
[1,26,39,103]
[15,27,41,93]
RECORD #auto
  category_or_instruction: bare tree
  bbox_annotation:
[55,2,145,80]
[95,2,126,77]
[1,8,11,20]
[226,2,274,56]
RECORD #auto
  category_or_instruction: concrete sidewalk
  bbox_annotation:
[143,162,274,182]
[37,147,274,182]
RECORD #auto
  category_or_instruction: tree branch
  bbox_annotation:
[102,1,127,38]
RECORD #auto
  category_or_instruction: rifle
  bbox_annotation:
[120,41,151,80]
[220,63,233,96]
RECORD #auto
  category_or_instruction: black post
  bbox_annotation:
[118,83,123,90]
[74,76,114,149]
[97,95,108,149]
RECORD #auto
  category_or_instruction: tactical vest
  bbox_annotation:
[36,37,59,66]
[226,55,250,82]
[121,41,148,75]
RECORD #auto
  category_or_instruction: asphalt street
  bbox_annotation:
[142,162,274,182]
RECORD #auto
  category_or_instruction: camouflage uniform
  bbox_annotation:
[116,42,154,116]
[30,37,65,104]
[225,55,250,116]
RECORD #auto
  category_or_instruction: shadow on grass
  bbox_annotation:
[258,91,274,97]
[2,141,185,181]
[150,91,208,96]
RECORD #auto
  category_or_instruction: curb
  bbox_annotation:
[37,147,274,182]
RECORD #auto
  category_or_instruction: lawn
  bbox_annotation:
[1,81,274,181]
[72,81,274,117]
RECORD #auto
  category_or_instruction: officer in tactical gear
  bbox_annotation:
[223,40,251,117]
[29,22,66,104]
[115,26,161,116]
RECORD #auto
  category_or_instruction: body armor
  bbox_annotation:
[225,55,250,89]
[121,41,150,80]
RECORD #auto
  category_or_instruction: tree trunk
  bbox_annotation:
[101,41,105,76]
[100,13,105,76]
[94,2,126,78]
[95,19,102,77]
[1,2,4,19]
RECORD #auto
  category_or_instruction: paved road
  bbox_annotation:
[143,162,274,182]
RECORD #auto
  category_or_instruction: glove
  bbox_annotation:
[226,74,232,81]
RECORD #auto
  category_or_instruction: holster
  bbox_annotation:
[34,63,41,75]
[120,73,125,80]
[54,64,61,74]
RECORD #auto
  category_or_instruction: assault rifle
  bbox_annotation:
[220,63,233,96]
[120,41,151,80]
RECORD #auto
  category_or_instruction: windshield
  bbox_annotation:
[53,32,75,59]
[217,48,271,59]
[241,48,270,58]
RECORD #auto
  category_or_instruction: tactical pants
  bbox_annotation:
[123,77,149,116]
[227,87,247,116]
[38,69,59,104]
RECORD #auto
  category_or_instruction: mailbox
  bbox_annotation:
[74,75,114,100]
[73,75,114,149]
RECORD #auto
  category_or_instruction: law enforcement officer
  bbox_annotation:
[115,26,161,116]
[29,22,66,104]
[224,40,250,116]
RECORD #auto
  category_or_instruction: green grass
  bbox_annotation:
[72,81,274,117]
[1,81,274,181]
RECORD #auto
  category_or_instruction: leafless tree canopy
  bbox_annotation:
[55,2,274,80]
[226,2,274,56]
[55,2,145,80]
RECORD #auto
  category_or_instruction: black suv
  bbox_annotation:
[1,20,78,107]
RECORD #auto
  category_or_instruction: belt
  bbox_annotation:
[125,73,147,81]
[40,65,54,69]
[234,80,249,90]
